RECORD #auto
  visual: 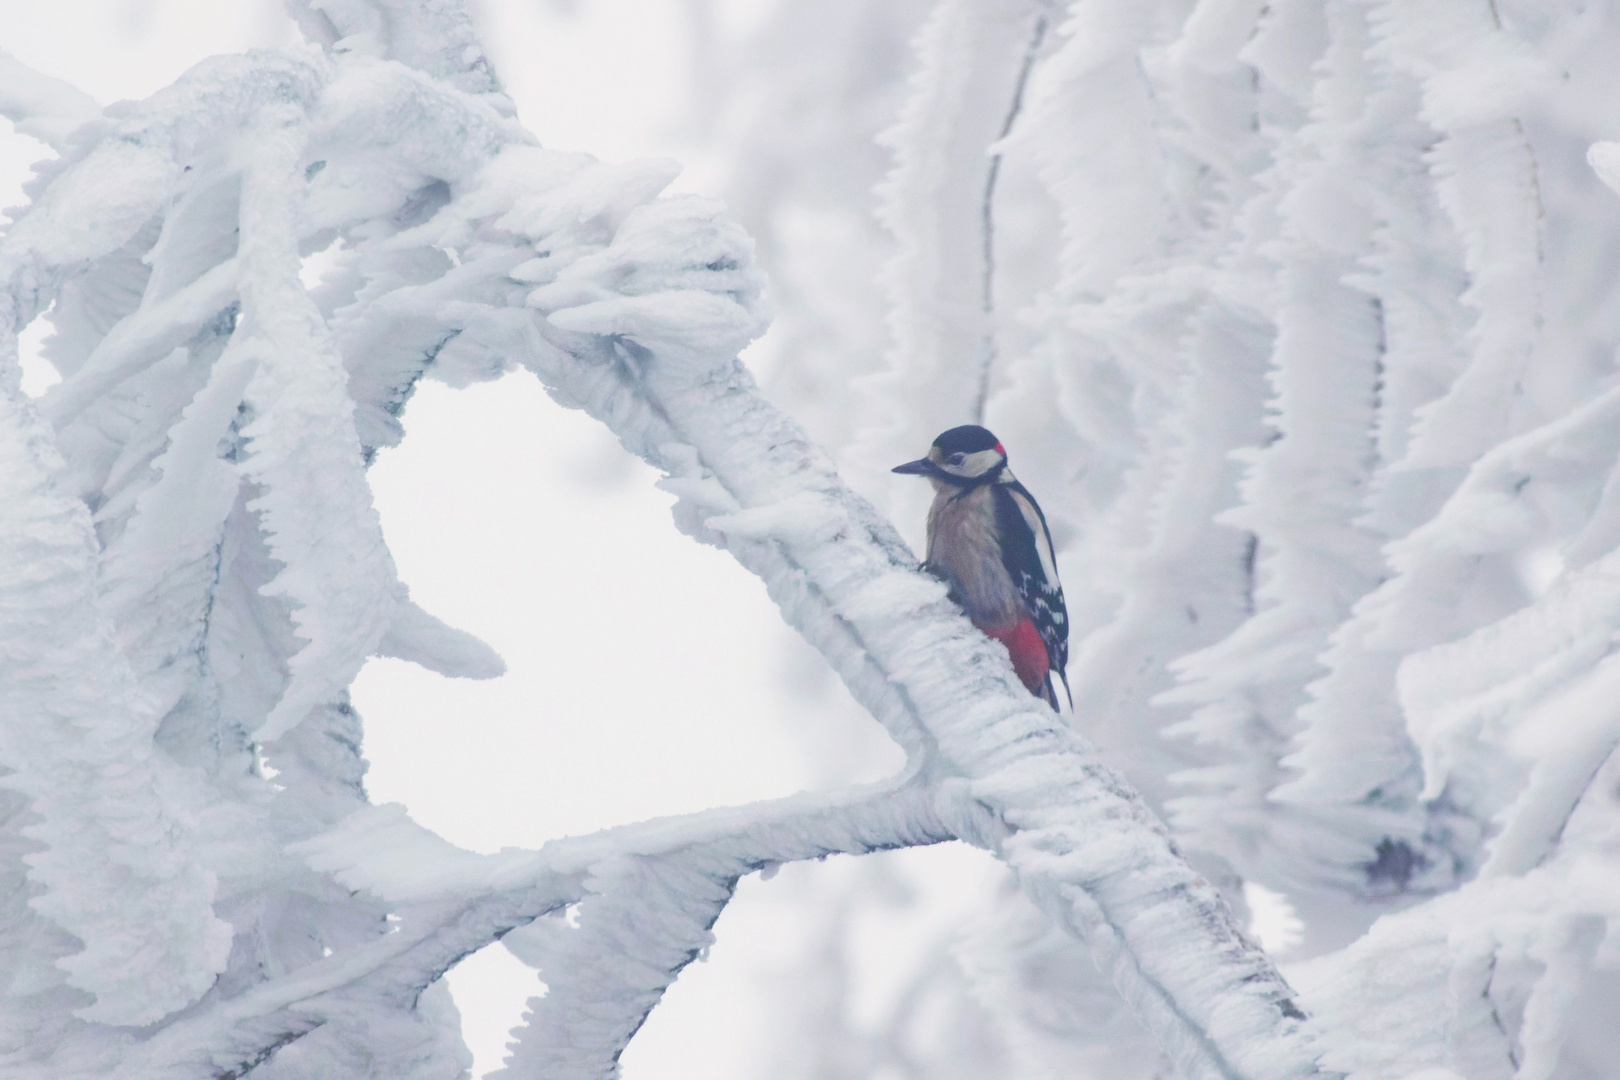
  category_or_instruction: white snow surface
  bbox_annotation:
[5,0,1620,1079]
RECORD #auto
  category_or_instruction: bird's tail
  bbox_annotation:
[1042,670,1072,714]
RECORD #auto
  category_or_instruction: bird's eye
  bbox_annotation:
[948,453,966,466]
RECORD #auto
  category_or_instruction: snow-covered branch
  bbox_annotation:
[859,0,1056,461]
[505,151,1321,1080]
[102,779,946,1080]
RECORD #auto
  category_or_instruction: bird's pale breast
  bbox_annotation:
[926,485,1025,628]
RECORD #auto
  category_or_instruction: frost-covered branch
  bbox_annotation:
[975,10,1049,423]
[859,0,1057,464]
[111,778,947,1080]
[502,162,1323,1080]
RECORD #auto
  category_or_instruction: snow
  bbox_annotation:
[0,342,233,1027]
[6,0,1620,1078]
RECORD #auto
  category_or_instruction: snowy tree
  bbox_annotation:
[719,1,1620,1076]
[4,1,1620,1079]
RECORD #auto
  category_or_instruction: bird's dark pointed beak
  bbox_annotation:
[892,458,935,476]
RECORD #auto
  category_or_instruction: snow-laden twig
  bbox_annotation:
[230,102,398,743]
[860,0,1056,466]
[0,332,234,1027]
[974,10,1049,423]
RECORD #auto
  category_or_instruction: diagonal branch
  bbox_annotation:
[518,208,1331,1079]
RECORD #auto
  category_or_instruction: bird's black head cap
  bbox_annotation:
[933,425,1003,455]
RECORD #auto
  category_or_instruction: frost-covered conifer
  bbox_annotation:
[6,0,1620,1078]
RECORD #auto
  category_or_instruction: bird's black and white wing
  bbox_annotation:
[992,479,1069,681]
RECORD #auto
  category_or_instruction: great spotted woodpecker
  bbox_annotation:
[893,425,1070,710]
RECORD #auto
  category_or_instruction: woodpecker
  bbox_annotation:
[893,425,1070,710]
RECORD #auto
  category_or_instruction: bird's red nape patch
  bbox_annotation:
[995,441,1005,455]
[979,617,1049,697]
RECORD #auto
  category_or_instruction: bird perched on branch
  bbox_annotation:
[893,425,1070,711]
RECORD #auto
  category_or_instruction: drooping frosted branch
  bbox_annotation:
[0,338,233,1027]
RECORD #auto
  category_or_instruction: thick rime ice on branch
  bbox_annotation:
[7,0,1620,1077]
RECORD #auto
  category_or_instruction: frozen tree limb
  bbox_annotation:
[975,10,1049,423]
[509,177,1325,1080]
[494,776,949,1080]
[859,0,1056,462]
[108,779,947,1080]
[376,595,507,679]
[230,102,399,743]
[0,336,234,1027]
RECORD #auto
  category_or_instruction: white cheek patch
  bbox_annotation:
[963,449,1003,474]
